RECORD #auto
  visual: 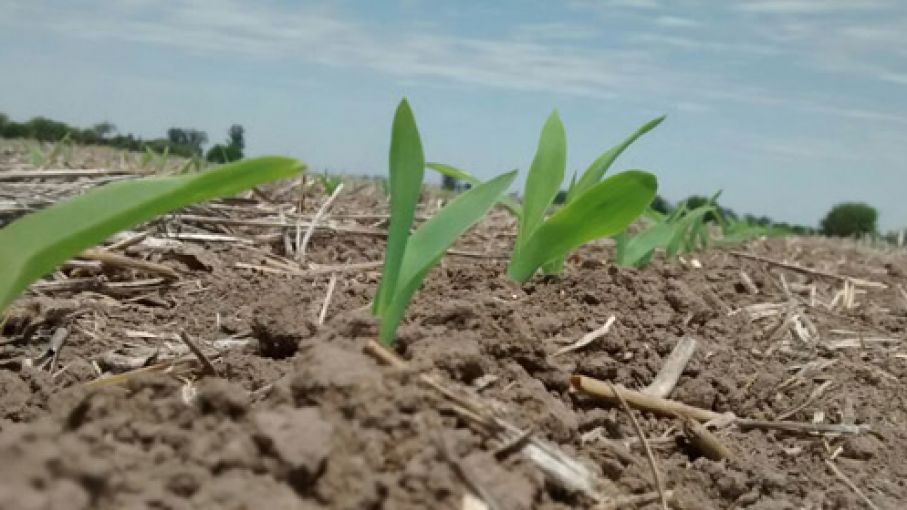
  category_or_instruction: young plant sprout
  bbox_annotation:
[428,113,662,281]
[505,111,658,282]
[372,99,516,345]
[0,157,304,313]
[317,170,343,195]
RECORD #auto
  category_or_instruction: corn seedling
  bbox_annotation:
[615,192,735,267]
[317,170,343,195]
[372,100,517,344]
[27,133,73,168]
[0,157,303,313]
[504,111,658,282]
[429,114,661,281]
[426,163,523,217]
[178,154,206,174]
[140,145,170,172]
[28,144,46,167]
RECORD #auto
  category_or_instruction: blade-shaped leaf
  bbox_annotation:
[426,162,479,185]
[508,170,657,282]
[379,170,517,343]
[373,99,425,316]
[615,221,675,267]
[666,205,713,257]
[569,116,664,201]
[426,162,522,217]
[0,157,303,312]
[516,110,566,248]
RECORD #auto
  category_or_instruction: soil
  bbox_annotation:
[2,144,907,509]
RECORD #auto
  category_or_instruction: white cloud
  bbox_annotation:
[654,16,700,28]
[737,0,890,15]
[880,72,907,85]
[5,0,906,128]
[511,22,601,42]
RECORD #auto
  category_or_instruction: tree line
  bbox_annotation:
[0,113,245,164]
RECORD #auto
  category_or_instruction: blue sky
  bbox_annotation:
[1,0,905,230]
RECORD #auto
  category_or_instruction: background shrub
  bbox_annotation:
[820,202,877,237]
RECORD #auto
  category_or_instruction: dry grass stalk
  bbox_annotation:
[729,251,886,288]
[597,490,674,510]
[0,168,131,180]
[572,375,871,436]
[739,270,759,294]
[234,260,383,279]
[447,249,509,259]
[550,316,616,358]
[607,381,668,510]
[643,337,697,398]
[821,337,901,350]
[80,248,179,279]
[178,332,218,376]
[160,232,255,244]
[461,493,488,510]
[824,459,881,510]
[897,284,907,311]
[679,413,732,461]
[317,274,338,326]
[573,374,724,422]
[777,380,833,420]
[298,182,344,262]
[105,231,149,251]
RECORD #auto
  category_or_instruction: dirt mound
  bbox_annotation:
[2,149,906,508]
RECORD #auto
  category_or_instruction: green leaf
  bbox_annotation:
[569,116,664,202]
[426,162,479,185]
[379,170,517,343]
[373,99,425,316]
[508,170,657,282]
[615,222,675,267]
[516,110,566,249]
[426,162,522,217]
[0,157,303,313]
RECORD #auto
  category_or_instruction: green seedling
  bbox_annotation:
[47,132,74,166]
[29,133,74,168]
[317,170,343,195]
[141,146,156,169]
[29,144,46,167]
[615,192,724,267]
[426,163,522,217]
[505,111,658,282]
[178,155,205,174]
[373,100,517,345]
[0,157,303,313]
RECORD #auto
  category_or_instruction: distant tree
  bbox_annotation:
[167,128,189,146]
[684,195,709,211]
[681,195,725,222]
[0,113,7,130]
[650,194,672,214]
[166,127,208,157]
[717,206,738,222]
[206,124,244,163]
[26,116,70,141]
[186,130,207,153]
[206,143,243,164]
[820,202,877,237]
[92,122,117,139]
[227,124,245,150]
